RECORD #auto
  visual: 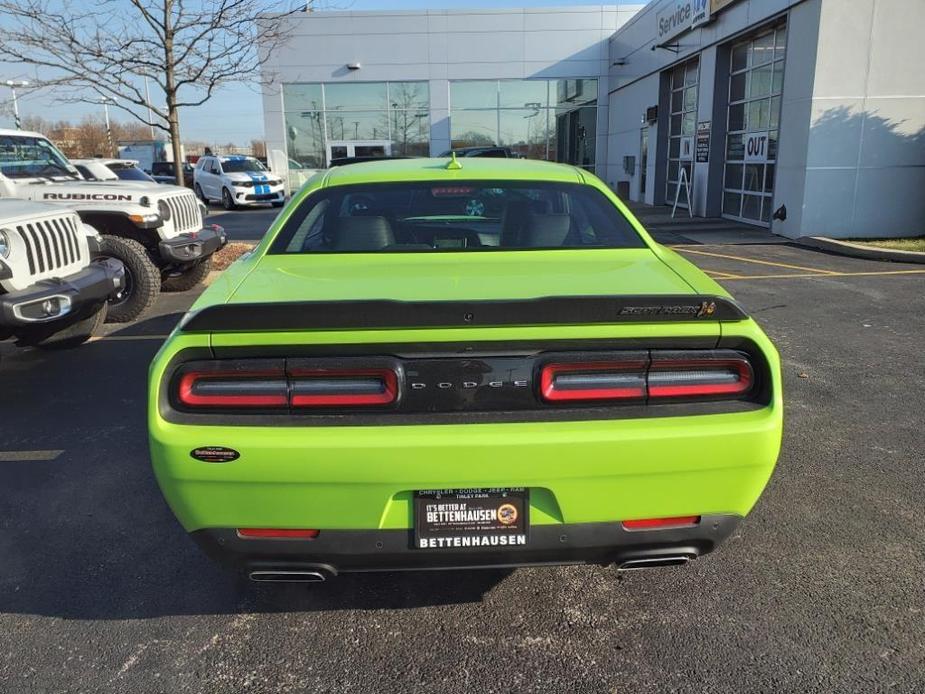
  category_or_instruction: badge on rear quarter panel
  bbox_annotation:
[190,447,240,463]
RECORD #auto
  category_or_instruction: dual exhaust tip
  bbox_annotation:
[247,555,696,582]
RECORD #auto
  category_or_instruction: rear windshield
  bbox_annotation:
[271,181,644,254]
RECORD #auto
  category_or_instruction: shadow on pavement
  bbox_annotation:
[0,317,509,620]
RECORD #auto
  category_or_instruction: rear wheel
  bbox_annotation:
[222,187,236,211]
[162,256,213,292]
[29,303,107,350]
[95,236,160,323]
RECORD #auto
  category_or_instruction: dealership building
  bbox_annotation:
[261,0,924,238]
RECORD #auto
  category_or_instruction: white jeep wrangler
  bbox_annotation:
[0,199,124,353]
[0,129,226,323]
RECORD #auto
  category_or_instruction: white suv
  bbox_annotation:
[194,155,285,210]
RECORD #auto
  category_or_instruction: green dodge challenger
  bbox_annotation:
[148,157,782,582]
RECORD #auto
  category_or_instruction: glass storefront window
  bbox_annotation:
[665,57,699,208]
[451,81,498,109]
[450,78,597,169]
[324,82,387,111]
[282,81,430,168]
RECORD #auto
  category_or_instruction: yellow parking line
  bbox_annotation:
[706,271,746,279]
[0,450,63,462]
[677,248,839,274]
[719,269,925,281]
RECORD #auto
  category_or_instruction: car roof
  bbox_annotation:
[321,157,587,187]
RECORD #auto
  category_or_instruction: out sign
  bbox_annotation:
[744,132,769,163]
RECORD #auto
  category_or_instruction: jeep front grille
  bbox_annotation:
[16,215,83,277]
[163,193,201,235]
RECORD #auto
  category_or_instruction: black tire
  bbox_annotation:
[95,236,160,323]
[195,183,208,204]
[30,303,107,350]
[162,256,213,292]
[272,201,285,208]
[221,187,236,211]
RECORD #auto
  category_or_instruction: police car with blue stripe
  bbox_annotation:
[193,155,285,210]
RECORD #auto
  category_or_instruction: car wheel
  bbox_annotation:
[27,302,108,350]
[162,256,213,292]
[222,187,236,211]
[272,201,285,208]
[94,236,160,323]
[195,183,208,204]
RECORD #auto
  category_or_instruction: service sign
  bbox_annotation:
[744,131,769,163]
[414,488,528,550]
[657,0,710,42]
[695,121,711,163]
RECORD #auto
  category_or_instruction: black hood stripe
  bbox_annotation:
[180,295,747,333]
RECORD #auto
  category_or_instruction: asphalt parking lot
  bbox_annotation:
[1,211,924,693]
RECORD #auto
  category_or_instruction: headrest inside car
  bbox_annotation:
[332,216,395,251]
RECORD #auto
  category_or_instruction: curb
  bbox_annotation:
[796,236,925,264]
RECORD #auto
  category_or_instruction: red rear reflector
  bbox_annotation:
[177,370,288,408]
[622,516,700,531]
[289,368,398,407]
[237,528,320,539]
[648,358,752,399]
[540,361,647,402]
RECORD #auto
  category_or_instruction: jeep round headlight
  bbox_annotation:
[0,228,11,258]
[157,199,172,222]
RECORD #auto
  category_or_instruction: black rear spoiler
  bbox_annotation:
[179,295,748,333]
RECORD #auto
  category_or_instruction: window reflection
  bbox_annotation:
[282,81,430,168]
[450,78,597,168]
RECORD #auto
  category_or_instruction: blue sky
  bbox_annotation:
[0,0,631,144]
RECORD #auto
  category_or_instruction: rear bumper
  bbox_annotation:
[158,225,226,264]
[192,514,740,576]
[0,258,124,329]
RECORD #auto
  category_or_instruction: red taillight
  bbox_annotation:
[174,362,400,410]
[177,370,288,408]
[648,356,752,399]
[540,360,647,402]
[237,528,320,539]
[289,368,398,407]
[622,516,700,531]
[539,351,754,404]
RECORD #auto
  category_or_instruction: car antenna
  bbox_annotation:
[446,151,462,170]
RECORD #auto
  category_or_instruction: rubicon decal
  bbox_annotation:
[43,192,133,201]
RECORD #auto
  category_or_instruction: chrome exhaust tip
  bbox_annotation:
[249,570,328,583]
[618,554,694,570]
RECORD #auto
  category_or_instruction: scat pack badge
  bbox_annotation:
[497,503,518,526]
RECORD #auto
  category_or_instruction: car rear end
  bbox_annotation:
[148,161,782,581]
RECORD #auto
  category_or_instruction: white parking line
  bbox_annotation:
[0,450,64,462]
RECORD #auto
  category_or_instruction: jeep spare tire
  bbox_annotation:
[94,236,160,323]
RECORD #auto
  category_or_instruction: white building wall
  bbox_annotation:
[260,5,644,182]
[608,0,925,238]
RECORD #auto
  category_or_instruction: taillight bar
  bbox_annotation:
[177,370,289,408]
[540,360,647,402]
[290,368,398,407]
[539,351,754,404]
[173,361,400,411]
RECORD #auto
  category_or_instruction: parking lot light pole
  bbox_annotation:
[3,80,29,129]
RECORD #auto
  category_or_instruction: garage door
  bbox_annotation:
[722,24,786,226]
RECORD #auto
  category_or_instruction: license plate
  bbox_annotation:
[414,488,528,550]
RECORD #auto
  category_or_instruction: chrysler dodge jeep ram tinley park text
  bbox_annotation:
[148,157,783,583]
[0,129,226,323]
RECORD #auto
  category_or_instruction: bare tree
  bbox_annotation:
[0,0,311,184]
